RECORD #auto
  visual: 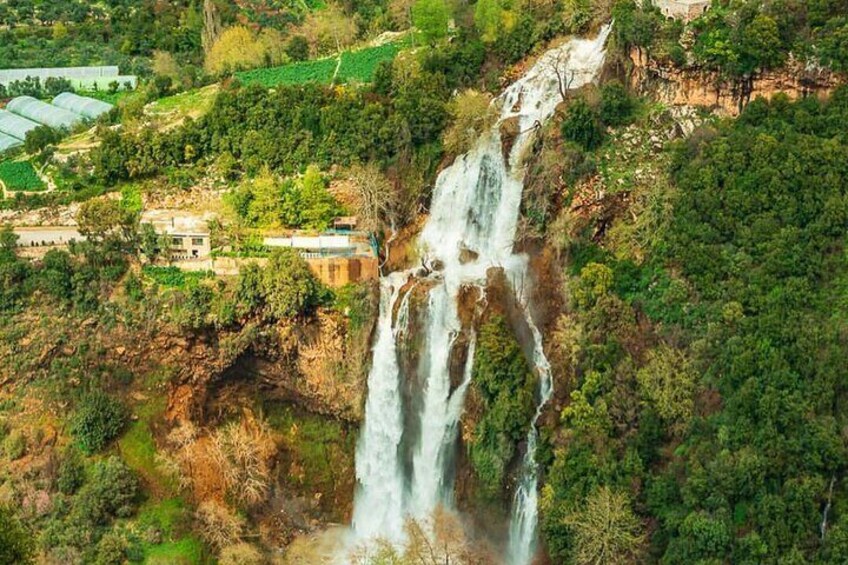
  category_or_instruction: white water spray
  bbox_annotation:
[352,26,611,563]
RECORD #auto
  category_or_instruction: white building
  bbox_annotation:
[140,210,213,260]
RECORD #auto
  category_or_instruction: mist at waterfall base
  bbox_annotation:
[350,27,611,564]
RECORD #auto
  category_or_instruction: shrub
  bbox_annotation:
[71,391,127,454]
[561,98,604,151]
[4,430,25,460]
[196,501,244,548]
[73,457,138,525]
[220,542,264,565]
[261,249,323,320]
[0,507,34,564]
[599,81,636,127]
[57,449,86,494]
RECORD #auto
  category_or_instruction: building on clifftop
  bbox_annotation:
[652,0,711,22]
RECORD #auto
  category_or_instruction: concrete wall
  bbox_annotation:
[174,255,379,288]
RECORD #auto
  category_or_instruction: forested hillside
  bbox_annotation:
[1,1,848,564]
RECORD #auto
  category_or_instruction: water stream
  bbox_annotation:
[352,26,611,563]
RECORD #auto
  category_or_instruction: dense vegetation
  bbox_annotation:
[4,0,848,563]
[0,160,45,191]
[539,90,848,563]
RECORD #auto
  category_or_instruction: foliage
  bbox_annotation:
[561,98,605,151]
[225,165,343,229]
[74,456,139,525]
[542,91,848,564]
[142,265,214,289]
[24,126,64,155]
[412,0,451,43]
[468,315,536,499]
[561,487,645,564]
[205,26,286,75]
[442,89,494,155]
[71,390,127,454]
[57,448,86,495]
[261,249,323,320]
[0,506,34,564]
[0,160,45,192]
[599,81,636,127]
[3,429,26,460]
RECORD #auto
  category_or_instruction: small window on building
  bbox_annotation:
[172,237,183,246]
[192,238,204,246]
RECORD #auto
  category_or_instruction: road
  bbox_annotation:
[13,226,84,247]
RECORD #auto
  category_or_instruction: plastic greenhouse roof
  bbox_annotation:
[52,92,114,120]
[6,96,83,129]
[0,132,22,153]
[0,109,41,141]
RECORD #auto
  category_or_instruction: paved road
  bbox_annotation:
[13,226,84,247]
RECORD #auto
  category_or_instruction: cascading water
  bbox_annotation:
[352,26,611,563]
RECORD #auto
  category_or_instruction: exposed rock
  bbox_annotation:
[630,49,842,116]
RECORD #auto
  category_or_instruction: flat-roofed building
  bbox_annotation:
[140,210,213,260]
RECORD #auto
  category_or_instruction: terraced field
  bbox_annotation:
[236,42,402,87]
[0,160,45,191]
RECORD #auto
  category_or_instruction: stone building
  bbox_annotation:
[653,0,711,22]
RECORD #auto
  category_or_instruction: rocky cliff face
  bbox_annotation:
[628,49,842,116]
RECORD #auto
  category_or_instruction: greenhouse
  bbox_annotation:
[6,96,84,130]
[52,93,114,120]
[0,132,22,153]
[0,110,41,141]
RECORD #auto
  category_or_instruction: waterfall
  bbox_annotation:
[352,26,611,563]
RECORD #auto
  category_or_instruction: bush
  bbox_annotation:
[561,98,604,151]
[220,542,264,565]
[57,449,86,495]
[24,125,64,154]
[73,457,138,525]
[599,82,636,127]
[4,430,25,460]
[261,249,323,320]
[71,391,127,454]
[0,506,34,564]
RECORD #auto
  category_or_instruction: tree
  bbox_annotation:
[261,249,323,320]
[599,81,635,127]
[71,391,127,454]
[299,165,340,230]
[443,89,494,155]
[561,98,605,151]
[347,162,399,234]
[301,3,358,55]
[24,125,62,154]
[0,507,34,564]
[474,0,505,43]
[563,487,645,564]
[739,14,784,72]
[636,345,696,433]
[76,198,137,244]
[152,50,181,82]
[412,0,451,43]
[286,35,310,62]
[204,26,266,75]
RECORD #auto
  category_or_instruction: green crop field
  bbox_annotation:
[0,160,45,192]
[236,57,337,87]
[236,42,403,88]
[336,43,401,83]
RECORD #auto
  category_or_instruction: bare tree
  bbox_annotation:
[348,162,400,235]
